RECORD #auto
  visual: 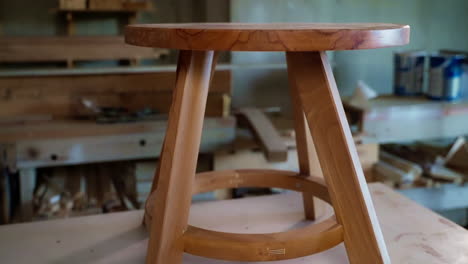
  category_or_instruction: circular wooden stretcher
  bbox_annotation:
[146,169,344,262]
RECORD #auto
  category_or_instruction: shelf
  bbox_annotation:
[344,95,468,143]
[56,8,150,13]
[54,6,151,36]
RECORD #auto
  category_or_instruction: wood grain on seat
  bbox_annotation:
[125,23,410,51]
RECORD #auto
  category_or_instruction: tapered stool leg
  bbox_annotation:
[288,75,323,220]
[145,50,218,264]
[286,51,390,264]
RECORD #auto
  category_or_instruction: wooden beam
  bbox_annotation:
[19,168,35,222]
[0,70,231,94]
[238,108,288,162]
[0,69,231,119]
[9,117,234,169]
[0,36,168,63]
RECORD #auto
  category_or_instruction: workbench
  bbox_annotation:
[344,96,468,143]
[0,183,466,263]
[0,35,235,224]
[344,95,468,225]
[0,117,235,223]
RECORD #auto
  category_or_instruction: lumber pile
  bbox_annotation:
[32,162,139,221]
[376,137,468,188]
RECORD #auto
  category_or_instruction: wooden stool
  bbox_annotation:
[125,23,410,264]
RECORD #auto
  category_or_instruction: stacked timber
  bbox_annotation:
[33,162,139,221]
[376,138,468,188]
[0,36,231,120]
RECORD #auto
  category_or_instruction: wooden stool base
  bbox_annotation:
[145,169,343,262]
[126,23,410,264]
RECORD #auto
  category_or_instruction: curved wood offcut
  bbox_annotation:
[125,23,410,51]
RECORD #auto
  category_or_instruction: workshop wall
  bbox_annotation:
[0,0,229,35]
[230,0,468,113]
[1,0,466,114]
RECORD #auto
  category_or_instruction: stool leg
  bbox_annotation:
[288,77,323,221]
[286,51,390,264]
[145,50,218,264]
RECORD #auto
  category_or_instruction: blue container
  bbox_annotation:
[394,51,426,96]
[428,55,464,101]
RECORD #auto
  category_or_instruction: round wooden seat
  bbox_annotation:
[125,23,410,51]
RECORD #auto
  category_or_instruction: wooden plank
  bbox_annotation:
[0,36,167,63]
[13,117,234,169]
[0,70,231,95]
[286,51,389,264]
[0,144,9,224]
[0,117,235,143]
[0,184,467,263]
[0,92,228,118]
[18,168,36,222]
[238,108,288,162]
[95,164,113,206]
[0,64,284,78]
[65,167,83,197]
[428,165,465,184]
[445,137,468,170]
[85,166,99,207]
[375,161,414,185]
[0,67,231,119]
[108,162,139,209]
